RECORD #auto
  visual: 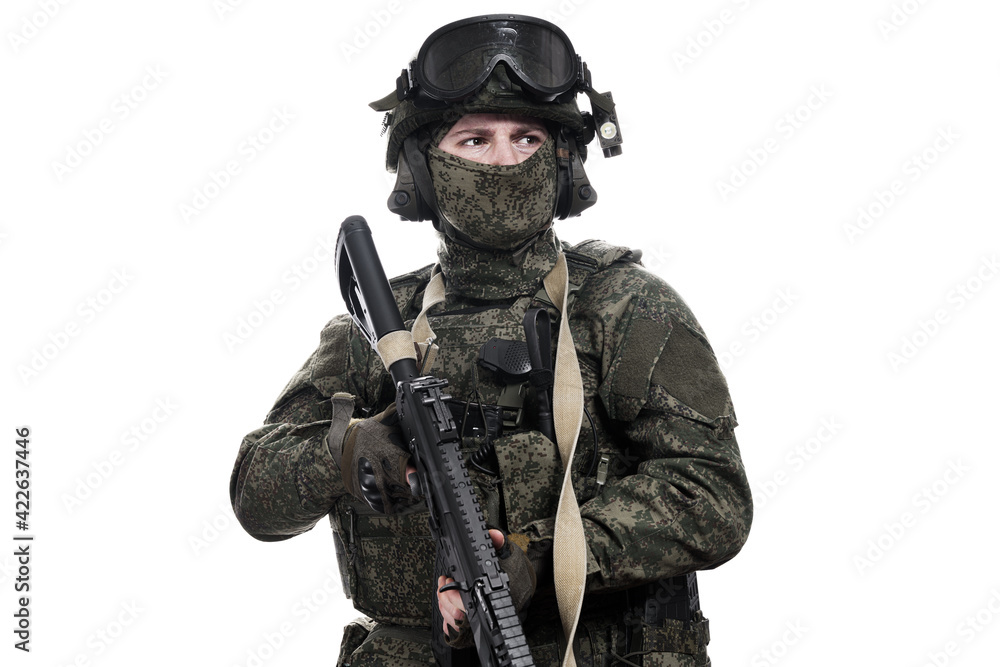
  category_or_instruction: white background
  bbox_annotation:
[2,1,998,665]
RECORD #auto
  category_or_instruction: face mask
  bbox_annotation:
[427,138,557,250]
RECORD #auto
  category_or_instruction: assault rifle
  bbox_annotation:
[335,216,535,667]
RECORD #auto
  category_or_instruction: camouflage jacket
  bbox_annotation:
[230,229,753,628]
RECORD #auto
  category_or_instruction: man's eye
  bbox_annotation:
[461,137,486,146]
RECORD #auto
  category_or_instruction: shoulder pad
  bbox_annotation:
[562,239,641,285]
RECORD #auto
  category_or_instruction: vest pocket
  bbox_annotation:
[335,617,373,665]
[334,497,436,625]
[575,613,712,667]
[494,431,563,533]
[636,616,712,667]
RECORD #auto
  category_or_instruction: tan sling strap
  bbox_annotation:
[543,252,587,667]
[412,257,587,665]
[375,330,417,370]
[411,267,445,372]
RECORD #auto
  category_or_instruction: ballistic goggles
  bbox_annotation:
[373,14,623,158]
[401,15,586,104]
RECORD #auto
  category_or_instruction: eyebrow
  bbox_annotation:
[450,124,548,137]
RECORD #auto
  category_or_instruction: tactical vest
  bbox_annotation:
[329,239,640,627]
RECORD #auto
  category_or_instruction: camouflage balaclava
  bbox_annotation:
[426,135,557,251]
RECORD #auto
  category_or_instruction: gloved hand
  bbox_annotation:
[436,529,537,648]
[326,393,418,514]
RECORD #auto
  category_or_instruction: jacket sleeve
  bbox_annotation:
[229,314,375,541]
[522,271,753,593]
[581,287,753,592]
[580,365,752,591]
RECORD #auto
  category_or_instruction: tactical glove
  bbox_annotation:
[326,393,417,515]
[437,529,537,649]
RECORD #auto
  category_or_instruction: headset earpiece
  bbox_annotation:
[387,134,437,222]
[554,127,598,220]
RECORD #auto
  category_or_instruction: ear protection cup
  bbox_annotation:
[387,134,437,222]
[554,126,598,220]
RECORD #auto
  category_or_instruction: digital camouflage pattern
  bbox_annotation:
[230,229,752,665]
[428,138,557,250]
[376,65,589,173]
[435,225,561,300]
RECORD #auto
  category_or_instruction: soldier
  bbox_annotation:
[231,14,752,666]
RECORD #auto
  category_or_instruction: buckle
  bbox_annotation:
[498,383,527,429]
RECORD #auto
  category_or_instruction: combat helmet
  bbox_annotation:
[369,14,623,225]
